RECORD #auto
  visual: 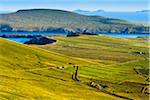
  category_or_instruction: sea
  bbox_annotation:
[0,32,149,43]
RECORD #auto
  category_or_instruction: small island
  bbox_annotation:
[0,34,57,45]
[24,36,57,45]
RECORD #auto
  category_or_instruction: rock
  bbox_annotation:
[132,51,145,55]
[141,86,150,94]
[68,62,75,65]
[99,83,108,88]
[144,88,150,94]
[89,82,96,87]
[95,84,103,90]
[57,66,64,70]
[24,36,56,45]
[67,33,80,37]
[133,68,140,74]
[146,77,150,82]
[89,82,103,90]
[82,32,98,35]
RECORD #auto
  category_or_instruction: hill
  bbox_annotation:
[0,35,149,99]
[0,9,149,34]
[0,37,119,100]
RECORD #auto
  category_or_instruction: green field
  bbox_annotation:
[0,35,149,100]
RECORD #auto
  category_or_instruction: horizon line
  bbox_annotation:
[0,8,149,13]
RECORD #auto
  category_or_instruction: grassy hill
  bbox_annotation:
[0,38,118,100]
[0,35,149,99]
[0,9,149,34]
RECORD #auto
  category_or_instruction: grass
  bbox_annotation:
[0,35,149,100]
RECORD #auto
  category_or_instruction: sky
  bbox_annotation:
[0,0,149,12]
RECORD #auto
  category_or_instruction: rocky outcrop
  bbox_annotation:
[24,36,56,45]
[132,51,146,55]
[67,32,80,37]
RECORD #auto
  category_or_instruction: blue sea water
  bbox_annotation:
[0,32,149,43]
[0,32,67,43]
[0,32,66,36]
[74,11,150,23]
[99,33,149,38]
[5,38,32,43]
[93,12,149,23]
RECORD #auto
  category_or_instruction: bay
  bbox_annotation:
[0,32,149,43]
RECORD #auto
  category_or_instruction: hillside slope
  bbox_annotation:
[32,35,150,99]
[0,38,121,100]
[0,35,149,99]
[0,9,149,34]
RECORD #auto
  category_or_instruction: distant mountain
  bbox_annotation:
[0,9,149,34]
[74,9,90,13]
[74,9,149,23]
[75,9,104,13]
[74,9,105,15]
[136,10,150,13]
